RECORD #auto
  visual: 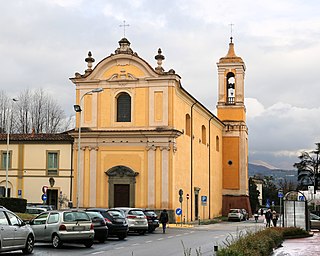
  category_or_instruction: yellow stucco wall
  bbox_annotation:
[222,137,240,189]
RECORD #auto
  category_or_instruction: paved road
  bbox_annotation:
[2,219,265,256]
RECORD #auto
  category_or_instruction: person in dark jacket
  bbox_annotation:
[159,209,169,233]
[265,209,272,227]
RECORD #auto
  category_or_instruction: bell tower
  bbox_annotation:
[217,37,250,215]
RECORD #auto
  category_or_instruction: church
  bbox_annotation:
[69,36,250,220]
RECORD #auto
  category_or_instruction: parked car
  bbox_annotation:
[29,209,94,248]
[86,208,128,240]
[143,209,159,233]
[310,213,320,230]
[0,206,34,254]
[85,210,108,243]
[241,209,249,220]
[227,209,244,221]
[115,208,148,235]
[26,206,47,215]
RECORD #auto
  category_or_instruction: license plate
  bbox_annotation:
[73,226,85,231]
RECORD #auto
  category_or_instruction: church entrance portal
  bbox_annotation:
[106,166,139,208]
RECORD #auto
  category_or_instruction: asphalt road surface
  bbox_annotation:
[2,219,265,256]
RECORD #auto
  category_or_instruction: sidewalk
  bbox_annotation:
[273,231,320,256]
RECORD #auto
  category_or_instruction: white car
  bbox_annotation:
[227,208,244,222]
[0,206,34,254]
[115,208,148,235]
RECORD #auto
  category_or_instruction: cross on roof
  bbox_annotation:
[229,23,234,42]
[119,20,130,38]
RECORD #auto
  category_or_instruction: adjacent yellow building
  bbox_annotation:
[69,37,250,220]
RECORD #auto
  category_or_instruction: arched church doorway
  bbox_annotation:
[106,165,139,208]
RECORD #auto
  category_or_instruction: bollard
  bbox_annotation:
[198,216,201,225]
[213,245,218,255]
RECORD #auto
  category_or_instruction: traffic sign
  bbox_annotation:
[175,208,182,216]
[42,186,48,194]
[186,194,190,200]
[201,196,207,206]
[278,191,284,198]
[298,195,305,201]
[41,194,47,201]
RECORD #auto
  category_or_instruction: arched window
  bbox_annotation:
[201,125,206,144]
[216,136,220,151]
[185,114,191,136]
[117,92,131,122]
[226,72,235,104]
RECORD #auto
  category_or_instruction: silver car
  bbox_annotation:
[115,208,148,235]
[29,209,94,248]
[0,206,34,254]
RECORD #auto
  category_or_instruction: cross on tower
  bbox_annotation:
[119,20,130,38]
[229,23,234,42]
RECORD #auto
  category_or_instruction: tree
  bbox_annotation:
[294,143,320,193]
[249,177,260,213]
[0,89,72,134]
[262,176,278,206]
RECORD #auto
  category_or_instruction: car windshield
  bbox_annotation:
[86,211,103,219]
[107,210,125,218]
[63,212,90,222]
[128,210,144,216]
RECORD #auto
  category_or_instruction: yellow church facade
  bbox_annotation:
[70,37,250,220]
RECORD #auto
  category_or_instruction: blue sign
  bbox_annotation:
[175,208,182,216]
[266,199,270,208]
[41,194,47,201]
[298,195,305,201]
[201,196,207,206]
[272,201,275,206]
[18,189,22,196]
[278,191,284,198]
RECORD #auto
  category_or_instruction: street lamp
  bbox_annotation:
[5,98,18,197]
[73,88,103,208]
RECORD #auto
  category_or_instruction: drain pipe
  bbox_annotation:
[190,102,197,221]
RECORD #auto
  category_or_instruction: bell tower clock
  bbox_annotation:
[216,37,250,216]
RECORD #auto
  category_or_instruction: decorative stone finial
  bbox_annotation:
[115,38,134,54]
[85,51,95,72]
[155,48,165,73]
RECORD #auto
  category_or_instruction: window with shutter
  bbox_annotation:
[47,152,58,175]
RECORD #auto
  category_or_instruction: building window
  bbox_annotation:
[185,114,191,136]
[226,72,235,104]
[116,92,131,122]
[0,186,10,197]
[201,125,206,145]
[47,152,58,176]
[216,136,220,152]
[1,151,11,169]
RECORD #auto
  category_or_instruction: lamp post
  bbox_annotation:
[5,98,18,197]
[73,88,103,208]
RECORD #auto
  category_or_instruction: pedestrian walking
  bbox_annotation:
[272,210,278,227]
[265,209,272,227]
[254,210,259,222]
[159,209,169,233]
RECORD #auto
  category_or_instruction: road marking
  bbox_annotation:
[157,238,164,240]
[91,252,106,255]
[176,234,182,237]
[132,243,140,246]
[168,236,174,239]
[183,233,189,235]
[145,240,152,243]
[115,247,125,250]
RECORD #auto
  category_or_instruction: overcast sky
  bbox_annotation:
[1,0,319,170]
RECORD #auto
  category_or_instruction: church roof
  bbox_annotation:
[0,132,73,143]
[219,37,244,64]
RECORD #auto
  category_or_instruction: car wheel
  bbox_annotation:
[84,239,94,248]
[22,235,34,254]
[118,234,127,240]
[52,234,63,248]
